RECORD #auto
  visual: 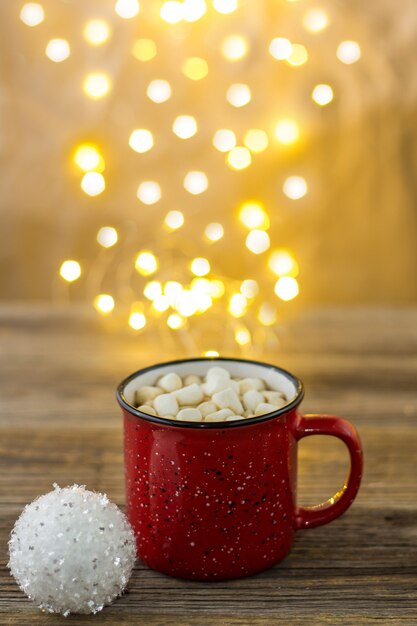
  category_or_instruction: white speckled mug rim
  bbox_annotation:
[116,357,304,429]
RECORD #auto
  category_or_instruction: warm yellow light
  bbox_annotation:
[312,83,333,106]
[129,312,146,330]
[83,73,111,99]
[238,201,269,230]
[164,210,184,230]
[221,35,248,62]
[164,281,183,302]
[227,146,252,170]
[235,326,251,346]
[45,39,70,63]
[183,171,208,195]
[196,293,213,313]
[115,0,140,19]
[268,249,298,276]
[287,44,308,67]
[20,3,44,27]
[81,172,105,196]
[146,79,171,103]
[182,57,208,80]
[153,295,170,312]
[213,0,237,13]
[136,181,161,205]
[337,40,361,64]
[244,129,269,153]
[129,129,154,153]
[190,257,210,277]
[240,279,258,298]
[213,129,236,153]
[205,222,224,242]
[245,230,270,254]
[172,115,198,139]
[191,277,211,293]
[283,176,307,200]
[83,19,111,45]
[160,1,183,23]
[135,251,158,275]
[59,260,81,282]
[274,276,299,301]
[209,279,225,299]
[258,302,277,326]
[303,9,329,33]
[97,226,118,248]
[269,38,292,60]
[226,83,251,107]
[73,144,104,172]
[274,119,300,145]
[143,281,162,300]
[228,293,247,318]
[94,294,115,314]
[132,38,157,61]
[174,290,200,317]
[167,313,186,329]
[182,0,206,22]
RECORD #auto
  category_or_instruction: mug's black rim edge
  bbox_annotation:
[116,356,305,429]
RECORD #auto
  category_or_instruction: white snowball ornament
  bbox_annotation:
[8,484,136,616]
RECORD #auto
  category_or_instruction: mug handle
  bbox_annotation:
[292,414,363,530]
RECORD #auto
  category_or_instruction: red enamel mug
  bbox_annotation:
[117,358,363,581]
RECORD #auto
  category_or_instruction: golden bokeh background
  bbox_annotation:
[1,0,416,349]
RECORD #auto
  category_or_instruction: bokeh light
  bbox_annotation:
[45,39,70,63]
[221,35,248,61]
[287,44,308,66]
[268,249,299,276]
[115,0,140,19]
[129,129,154,153]
[129,312,147,330]
[227,146,252,170]
[239,201,269,229]
[190,257,210,276]
[97,226,118,248]
[172,115,198,139]
[226,83,251,107]
[94,294,115,313]
[274,119,300,145]
[213,0,238,14]
[245,230,270,254]
[240,279,259,298]
[160,1,183,24]
[136,181,161,204]
[269,38,292,60]
[20,3,44,27]
[131,38,157,61]
[135,251,158,275]
[59,260,81,282]
[205,222,224,242]
[83,73,111,99]
[183,171,208,194]
[235,326,251,346]
[167,313,186,329]
[143,281,162,300]
[213,129,236,152]
[312,83,334,106]
[257,302,277,326]
[83,19,111,45]
[182,57,208,80]
[243,129,269,153]
[147,79,171,103]
[81,172,105,196]
[303,9,329,33]
[274,276,299,301]
[337,40,361,64]
[283,176,307,200]
[182,0,207,22]
[164,210,184,230]
[228,293,247,317]
[73,144,104,172]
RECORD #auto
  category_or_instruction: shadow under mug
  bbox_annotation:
[117,358,363,581]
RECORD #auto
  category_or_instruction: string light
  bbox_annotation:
[143,281,162,300]
[240,279,258,298]
[337,40,361,64]
[283,176,307,200]
[129,129,154,153]
[97,226,118,248]
[205,223,224,242]
[73,144,104,172]
[153,294,170,312]
[164,281,183,302]
[136,181,161,204]
[243,129,269,153]
[274,276,299,301]
[268,249,299,276]
[83,19,111,45]
[228,293,247,317]
[172,115,198,139]
[269,38,292,60]
[238,201,269,230]
[164,210,184,230]
[287,44,308,66]
[129,312,147,330]
[160,1,183,23]
[213,129,236,152]
[182,57,208,80]
[226,83,251,107]
[257,302,277,326]
[135,251,158,275]
[132,39,157,61]
[81,172,105,196]
[182,0,207,22]
[45,39,70,63]
[274,119,300,145]
[115,0,140,19]
[59,260,81,282]
[221,35,248,61]
[208,279,225,298]
[94,294,115,314]
[20,3,44,27]
[312,84,333,106]
[83,73,111,99]
[190,257,210,276]
[245,230,270,254]
[227,146,252,170]
[167,313,186,329]
[213,0,237,14]
[302,9,329,33]
[234,325,251,346]
[183,171,208,195]
[146,79,171,103]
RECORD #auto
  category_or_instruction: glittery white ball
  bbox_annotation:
[8,484,136,616]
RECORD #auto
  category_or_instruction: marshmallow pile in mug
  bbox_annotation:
[135,366,288,422]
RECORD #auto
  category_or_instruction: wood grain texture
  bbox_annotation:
[0,305,416,624]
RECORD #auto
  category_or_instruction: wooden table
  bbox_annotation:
[1,306,416,624]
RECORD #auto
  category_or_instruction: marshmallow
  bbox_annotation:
[238,378,265,395]
[212,388,243,414]
[263,391,287,407]
[205,409,234,422]
[173,383,204,406]
[184,374,202,386]
[206,366,231,380]
[137,404,157,416]
[197,401,218,417]
[157,373,183,392]
[176,408,203,422]
[225,415,243,421]
[242,390,264,413]
[154,393,179,417]
[203,376,239,396]
[135,386,163,405]
[255,402,280,416]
